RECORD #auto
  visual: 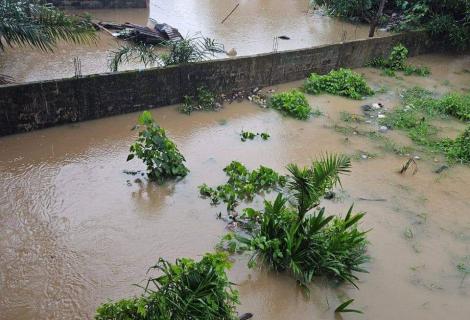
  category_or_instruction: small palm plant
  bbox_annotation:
[224,154,369,291]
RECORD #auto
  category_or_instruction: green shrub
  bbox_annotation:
[268,90,312,120]
[219,154,369,290]
[180,86,219,115]
[304,68,374,100]
[95,253,239,320]
[368,44,430,77]
[199,161,286,210]
[127,111,189,183]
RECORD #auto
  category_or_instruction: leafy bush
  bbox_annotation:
[368,44,430,77]
[127,111,189,183]
[311,0,470,51]
[199,161,286,210]
[180,86,219,114]
[220,155,369,290]
[304,68,374,100]
[95,252,239,320]
[268,90,312,120]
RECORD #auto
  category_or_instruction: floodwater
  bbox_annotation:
[1,53,469,319]
[0,0,385,83]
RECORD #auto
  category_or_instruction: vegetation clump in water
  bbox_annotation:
[367,44,430,77]
[127,111,189,183]
[304,68,374,100]
[240,130,270,142]
[379,87,470,163]
[219,154,369,290]
[199,161,286,210]
[180,86,220,115]
[95,252,239,320]
[268,90,312,120]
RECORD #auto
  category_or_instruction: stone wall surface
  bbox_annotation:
[0,31,432,136]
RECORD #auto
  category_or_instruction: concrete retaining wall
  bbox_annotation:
[0,31,432,136]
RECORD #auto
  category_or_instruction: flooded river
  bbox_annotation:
[0,0,385,83]
[1,53,469,319]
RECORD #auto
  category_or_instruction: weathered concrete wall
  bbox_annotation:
[50,0,147,9]
[0,31,432,136]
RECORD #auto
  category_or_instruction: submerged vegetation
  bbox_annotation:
[96,252,239,320]
[199,161,286,211]
[380,88,470,163]
[109,35,224,72]
[268,90,312,120]
[304,68,374,99]
[127,111,189,182]
[180,86,219,114]
[219,154,369,291]
[367,44,430,77]
[240,130,270,142]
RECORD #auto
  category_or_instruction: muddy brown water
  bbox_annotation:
[0,0,386,83]
[1,53,470,320]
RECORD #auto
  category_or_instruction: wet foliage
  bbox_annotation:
[199,161,286,211]
[304,68,374,100]
[219,154,369,291]
[379,88,470,163]
[127,111,189,183]
[180,86,220,114]
[268,90,312,120]
[108,34,223,72]
[240,130,270,142]
[311,0,470,51]
[367,44,430,77]
[95,252,239,320]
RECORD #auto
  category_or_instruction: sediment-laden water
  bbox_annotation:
[0,0,385,83]
[0,53,469,319]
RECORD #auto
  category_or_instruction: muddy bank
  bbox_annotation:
[0,0,386,83]
[0,53,469,319]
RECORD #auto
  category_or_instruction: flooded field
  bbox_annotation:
[0,0,385,83]
[1,53,469,319]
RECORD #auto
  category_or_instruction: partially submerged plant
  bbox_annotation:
[240,131,270,142]
[127,111,189,183]
[367,44,430,77]
[440,126,470,164]
[180,86,220,114]
[304,68,374,100]
[198,161,286,211]
[219,154,369,291]
[335,298,363,314]
[109,34,224,72]
[95,252,239,320]
[268,90,312,120]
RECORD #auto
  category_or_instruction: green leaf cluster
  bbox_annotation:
[198,161,286,210]
[304,68,374,100]
[95,252,239,320]
[240,130,270,142]
[367,44,430,77]
[220,155,369,290]
[128,111,189,183]
[0,0,96,52]
[268,90,312,120]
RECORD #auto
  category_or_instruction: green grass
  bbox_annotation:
[304,68,374,100]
